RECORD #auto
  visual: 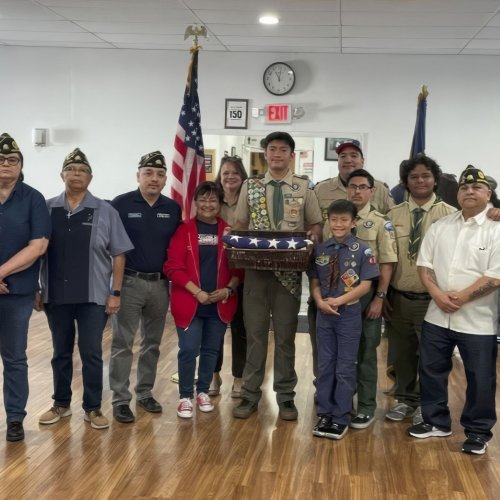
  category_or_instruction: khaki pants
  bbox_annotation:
[241,270,300,404]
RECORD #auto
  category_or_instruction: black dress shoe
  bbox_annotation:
[113,404,135,423]
[6,421,24,442]
[137,397,162,413]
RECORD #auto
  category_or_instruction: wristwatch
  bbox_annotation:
[226,286,235,297]
[375,291,386,299]
[111,290,121,297]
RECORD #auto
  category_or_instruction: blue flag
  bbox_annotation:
[410,85,428,158]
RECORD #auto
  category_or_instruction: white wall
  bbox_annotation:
[1,46,500,200]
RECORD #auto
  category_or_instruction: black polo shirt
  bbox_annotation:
[0,181,51,295]
[111,189,182,273]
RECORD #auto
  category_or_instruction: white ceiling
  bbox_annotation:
[2,0,500,55]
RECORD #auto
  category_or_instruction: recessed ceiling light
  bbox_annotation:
[259,15,279,25]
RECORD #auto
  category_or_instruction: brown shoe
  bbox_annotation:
[39,405,72,425]
[278,401,298,421]
[84,409,109,429]
[208,372,222,397]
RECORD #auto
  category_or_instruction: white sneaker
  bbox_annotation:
[177,398,193,418]
[196,392,214,412]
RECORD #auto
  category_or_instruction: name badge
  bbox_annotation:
[128,212,142,218]
[157,213,171,218]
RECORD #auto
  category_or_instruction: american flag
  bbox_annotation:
[171,48,206,219]
[410,85,428,158]
[222,234,311,250]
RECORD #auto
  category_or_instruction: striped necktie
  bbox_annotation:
[408,207,424,262]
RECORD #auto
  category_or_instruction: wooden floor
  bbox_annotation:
[0,312,499,500]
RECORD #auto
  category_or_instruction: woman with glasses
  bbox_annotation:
[164,181,242,418]
[209,155,248,398]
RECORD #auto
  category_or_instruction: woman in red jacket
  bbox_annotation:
[164,182,241,418]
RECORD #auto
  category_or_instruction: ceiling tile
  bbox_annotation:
[97,32,222,46]
[47,6,196,23]
[74,22,185,35]
[218,35,339,48]
[342,26,478,39]
[0,20,84,32]
[341,11,492,27]
[342,37,467,49]
[0,2,64,20]
[207,24,338,37]
[0,30,102,42]
[194,9,339,25]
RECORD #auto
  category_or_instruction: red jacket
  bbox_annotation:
[164,218,242,329]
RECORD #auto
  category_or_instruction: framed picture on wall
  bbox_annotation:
[204,148,216,180]
[225,99,249,129]
[324,138,361,161]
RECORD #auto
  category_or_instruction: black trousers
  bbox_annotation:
[420,321,497,441]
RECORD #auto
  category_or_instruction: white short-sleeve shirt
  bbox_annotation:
[417,207,500,335]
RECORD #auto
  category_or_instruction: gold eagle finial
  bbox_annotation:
[184,25,207,49]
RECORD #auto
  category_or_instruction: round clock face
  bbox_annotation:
[263,62,296,96]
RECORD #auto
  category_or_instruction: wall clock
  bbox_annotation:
[263,62,296,96]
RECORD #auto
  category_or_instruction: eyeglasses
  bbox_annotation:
[347,183,372,191]
[0,156,20,166]
[63,166,91,174]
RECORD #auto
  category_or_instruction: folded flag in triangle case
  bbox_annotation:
[222,234,311,250]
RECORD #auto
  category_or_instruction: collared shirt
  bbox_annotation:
[0,181,51,295]
[314,176,395,220]
[355,204,398,264]
[220,199,238,226]
[41,191,134,306]
[111,189,181,273]
[388,194,456,293]
[234,170,322,231]
[308,235,380,299]
[417,207,500,335]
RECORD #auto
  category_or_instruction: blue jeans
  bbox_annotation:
[316,303,362,425]
[177,316,226,399]
[44,303,108,411]
[420,321,497,441]
[0,294,34,423]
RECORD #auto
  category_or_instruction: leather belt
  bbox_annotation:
[393,289,431,301]
[124,269,165,281]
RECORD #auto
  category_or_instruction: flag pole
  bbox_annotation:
[171,25,208,220]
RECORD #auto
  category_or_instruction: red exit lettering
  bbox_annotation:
[265,104,292,123]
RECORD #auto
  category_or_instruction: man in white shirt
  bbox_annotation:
[407,166,500,455]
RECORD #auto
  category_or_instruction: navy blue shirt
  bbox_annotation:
[41,191,133,306]
[196,220,218,318]
[308,235,380,299]
[0,181,51,295]
[111,190,181,273]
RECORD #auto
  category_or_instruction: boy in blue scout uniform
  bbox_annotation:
[308,200,379,440]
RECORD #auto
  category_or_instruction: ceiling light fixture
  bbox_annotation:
[259,15,279,25]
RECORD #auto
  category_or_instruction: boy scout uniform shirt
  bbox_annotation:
[234,170,322,231]
[314,176,394,222]
[388,193,456,293]
[308,235,380,299]
[354,204,398,264]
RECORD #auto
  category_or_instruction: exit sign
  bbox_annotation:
[265,104,292,124]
